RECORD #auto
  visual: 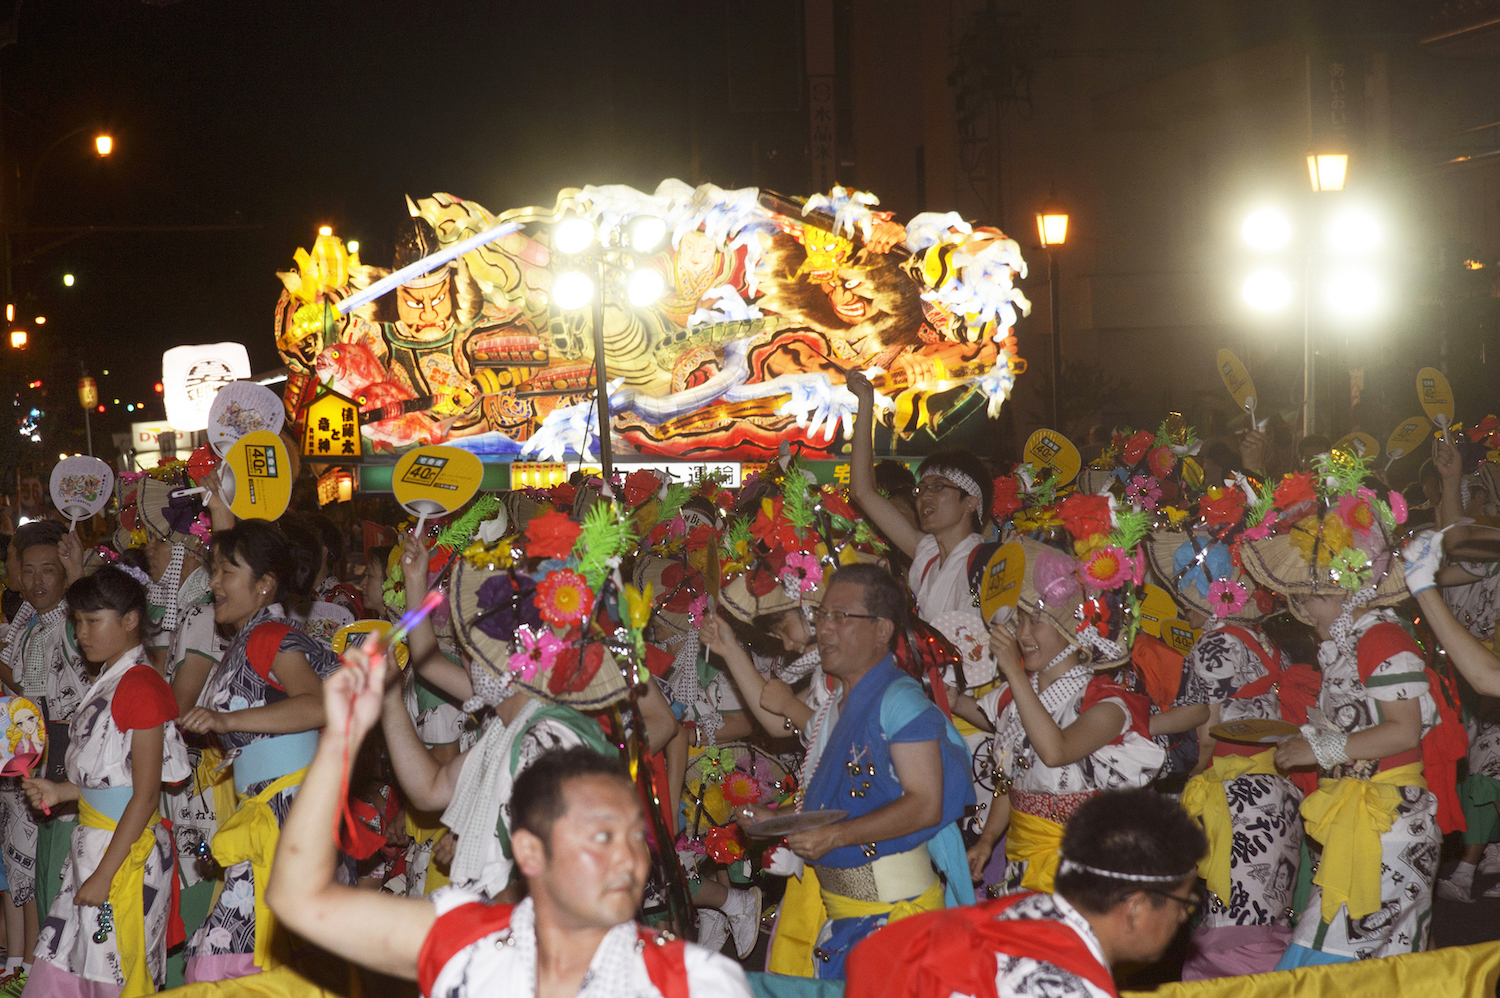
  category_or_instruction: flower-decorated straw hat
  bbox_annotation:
[1239,453,1408,615]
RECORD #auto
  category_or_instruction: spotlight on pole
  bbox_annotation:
[553,217,596,255]
[626,268,665,307]
[1327,209,1380,254]
[552,271,594,310]
[626,215,668,253]
[1242,269,1293,311]
[1323,268,1380,318]
[1241,209,1292,251]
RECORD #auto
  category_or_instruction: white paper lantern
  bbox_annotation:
[162,343,252,433]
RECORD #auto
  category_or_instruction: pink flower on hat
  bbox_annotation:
[1082,546,1131,590]
[514,627,563,681]
[1207,579,1248,618]
[782,551,823,593]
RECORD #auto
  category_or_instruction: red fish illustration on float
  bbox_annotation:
[314,343,450,451]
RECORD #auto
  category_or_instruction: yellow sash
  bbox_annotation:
[404,811,450,894]
[767,866,824,977]
[1005,807,1065,893]
[209,767,307,971]
[1180,749,1280,905]
[193,747,238,831]
[1300,762,1425,922]
[765,866,946,978]
[79,799,162,998]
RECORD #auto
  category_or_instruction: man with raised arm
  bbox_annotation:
[266,656,752,998]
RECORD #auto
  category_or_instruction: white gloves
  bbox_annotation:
[1402,527,1450,596]
[764,844,805,878]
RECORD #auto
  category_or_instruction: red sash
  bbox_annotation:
[1355,622,1468,835]
[846,891,1117,998]
[416,901,688,998]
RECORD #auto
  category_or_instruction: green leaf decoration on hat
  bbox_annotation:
[1247,478,1277,528]
[573,501,637,591]
[1313,451,1367,500]
[721,515,751,562]
[436,494,501,551]
[1108,507,1151,551]
[1031,468,1060,509]
[657,482,694,525]
[781,458,816,535]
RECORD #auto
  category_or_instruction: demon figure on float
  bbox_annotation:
[272,181,1029,461]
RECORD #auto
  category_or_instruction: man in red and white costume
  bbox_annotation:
[845,788,1207,998]
[266,657,752,998]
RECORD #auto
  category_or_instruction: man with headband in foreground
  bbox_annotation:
[266,654,752,997]
[845,788,1207,997]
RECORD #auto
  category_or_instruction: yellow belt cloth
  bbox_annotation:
[767,866,824,977]
[1006,807,1065,893]
[79,799,161,998]
[209,768,307,972]
[766,867,946,977]
[1180,749,1280,905]
[1300,762,1425,923]
[194,747,238,830]
[404,811,450,894]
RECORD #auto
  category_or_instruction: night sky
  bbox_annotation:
[3,0,807,457]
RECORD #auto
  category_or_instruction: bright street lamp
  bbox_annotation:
[1323,268,1380,318]
[1034,192,1069,429]
[63,274,75,287]
[1307,153,1348,193]
[626,268,665,307]
[9,330,26,349]
[552,271,594,310]
[1326,209,1380,254]
[1242,268,1293,311]
[94,134,113,157]
[1241,209,1291,251]
[553,217,596,255]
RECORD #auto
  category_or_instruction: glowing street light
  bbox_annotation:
[626,215,667,253]
[626,268,665,307]
[94,134,113,157]
[63,274,75,287]
[9,330,26,349]
[551,271,594,310]
[1323,268,1380,318]
[1307,153,1347,193]
[1241,209,1291,251]
[1242,268,1293,311]
[1326,209,1380,254]
[553,217,596,255]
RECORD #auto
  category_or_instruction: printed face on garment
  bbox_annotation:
[21,544,67,614]
[210,549,275,631]
[914,475,978,535]
[396,276,456,340]
[73,607,140,667]
[520,774,651,931]
[815,581,891,680]
[1017,608,1072,673]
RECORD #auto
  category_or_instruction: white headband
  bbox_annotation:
[923,466,982,501]
[1057,857,1194,884]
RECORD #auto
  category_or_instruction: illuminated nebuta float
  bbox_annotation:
[273,182,1030,462]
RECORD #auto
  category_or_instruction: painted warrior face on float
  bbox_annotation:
[396,273,456,339]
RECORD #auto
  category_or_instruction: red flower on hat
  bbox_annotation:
[525,509,582,560]
[992,475,1023,521]
[622,469,660,506]
[1057,493,1112,539]
[549,482,578,507]
[536,569,595,627]
[1273,472,1316,510]
[686,523,718,553]
[548,642,604,696]
[1147,446,1175,478]
[1122,430,1154,465]
[1200,486,1246,528]
[821,487,858,523]
[704,824,746,864]
[1469,414,1498,443]
[750,497,804,551]
[660,562,706,614]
